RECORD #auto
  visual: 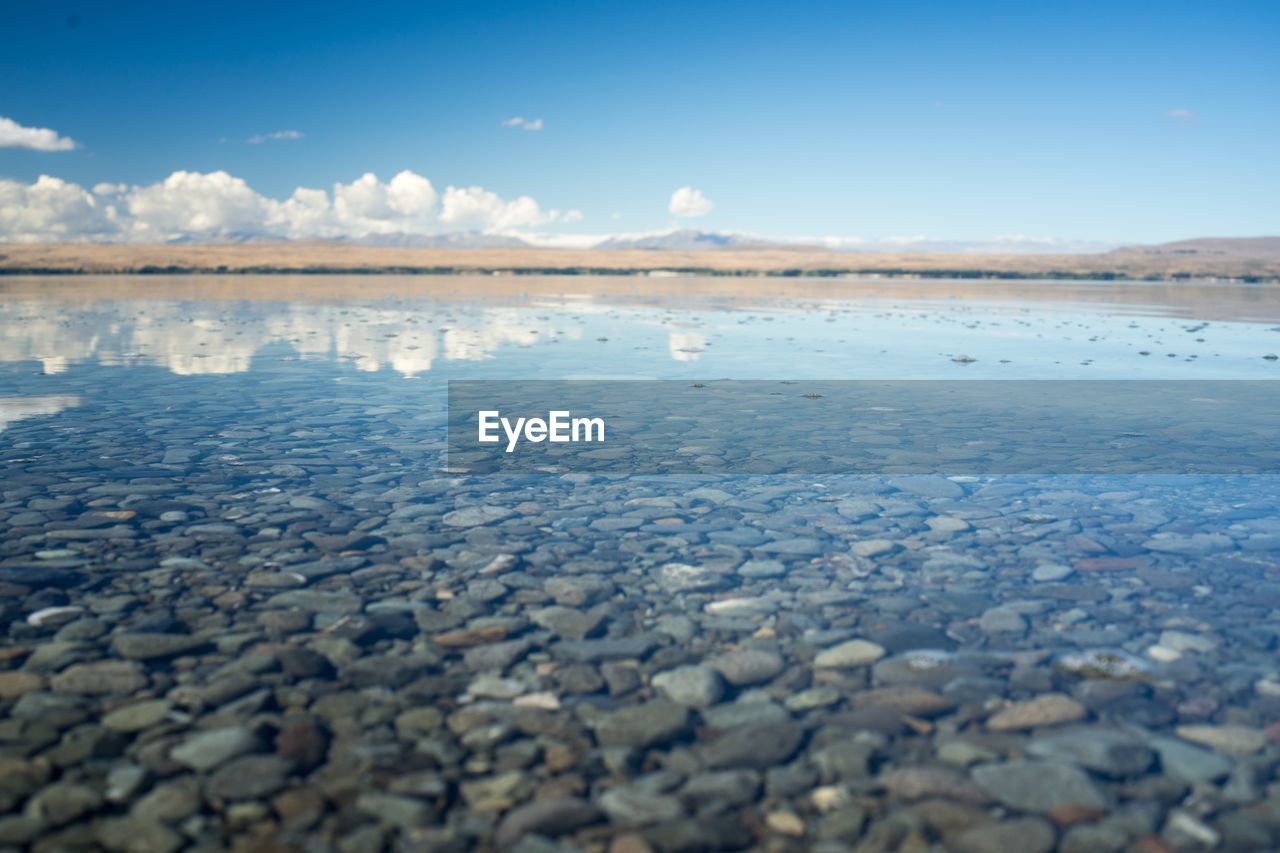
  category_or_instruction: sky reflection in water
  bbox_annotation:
[1,276,1279,384]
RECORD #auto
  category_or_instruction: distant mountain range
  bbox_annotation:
[91,227,1280,261]
[351,228,1118,254]
[354,231,529,249]
[594,230,773,251]
[167,228,1280,260]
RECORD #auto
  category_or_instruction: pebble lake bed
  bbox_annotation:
[2,274,1280,852]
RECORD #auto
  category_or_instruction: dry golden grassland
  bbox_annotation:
[1,239,1278,281]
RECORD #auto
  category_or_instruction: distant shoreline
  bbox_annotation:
[2,267,1275,283]
[2,240,1278,283]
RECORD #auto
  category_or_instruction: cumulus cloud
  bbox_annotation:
[441,185,557,229]
[247,129,304,144]
[502,116,544,131]
[0,169,578,242]
[0,116,78,151]
[273,187,333,238]
[128,171,274,240]
[330,170,439,234]
[668,186,713,218]
[0,176,117,241]
[284,170,443,239]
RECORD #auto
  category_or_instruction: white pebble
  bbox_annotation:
[514,692,561,710]
[810,785,851,813]
[26,605,86,627]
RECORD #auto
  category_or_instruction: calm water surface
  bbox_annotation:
[2,275,1280,851]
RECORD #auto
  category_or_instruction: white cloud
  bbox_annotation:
[0,176,118,242]
[440,185,554,229]
[247,129,304,144]
[332,171,437,226]
[316,171,440,238]
[127,171,273,240]
[502,116,544,131]
[1164,108,1198,126]
[0,116,77,151]
[273,187,333,239]
[0,170,577,242]
[668,186,713,218]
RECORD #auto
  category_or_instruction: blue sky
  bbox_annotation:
[1,0,1277,243]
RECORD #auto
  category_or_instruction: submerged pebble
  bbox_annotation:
[1,279,1278,850]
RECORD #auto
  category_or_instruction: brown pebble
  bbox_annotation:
[609,834,655,853]
[275,717,328,769]
[534,776,587,800]
[902,715,934,735]
[272,788,325,829]
[1075,556,1144,573]
[544,743,580,773]
[0,646,32,665]
[257,610,312,634]
[433,625,507,647]
[1048,803,1105,827]
[228,834,293,853]
[0,671,46,698]
[214,591,248,611]
[987,694,1086,731]
[277,647,332,679]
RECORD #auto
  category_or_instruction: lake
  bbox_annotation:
[2,275,1280,851]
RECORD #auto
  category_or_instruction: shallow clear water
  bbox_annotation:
[3,276,1279,382]
[3,275,1280,851]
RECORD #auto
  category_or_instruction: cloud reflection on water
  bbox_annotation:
[0,395,80,433]
[0,302,580,378]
